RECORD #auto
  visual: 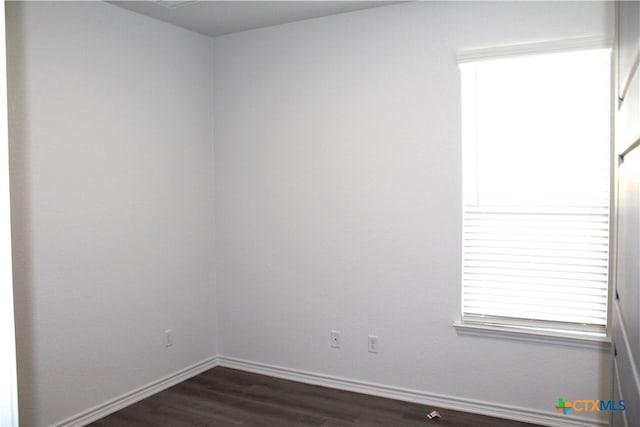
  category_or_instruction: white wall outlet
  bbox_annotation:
[330,330,341,348]
[165,329,173,347]
[368,335,378,353]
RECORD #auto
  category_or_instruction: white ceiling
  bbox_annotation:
[109,1,403,38]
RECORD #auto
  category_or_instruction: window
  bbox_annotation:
[460,48,611,335]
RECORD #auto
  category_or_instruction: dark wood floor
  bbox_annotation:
[90,367,542,427]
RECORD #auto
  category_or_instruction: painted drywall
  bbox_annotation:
[212,1,614,424]
[5,1,617,425]
[6,2,216,425]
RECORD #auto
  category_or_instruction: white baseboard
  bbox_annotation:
[54,354,607,427]
[218,356,608,427]
[55,356,220,427]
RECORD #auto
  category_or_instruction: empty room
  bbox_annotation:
[0,1,638,426]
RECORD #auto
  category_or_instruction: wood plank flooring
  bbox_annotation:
[89,367,542,427]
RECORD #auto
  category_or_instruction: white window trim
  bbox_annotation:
[456,36,613,64]
[453,321,611,351]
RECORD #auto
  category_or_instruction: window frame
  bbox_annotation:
[455,37,616,344]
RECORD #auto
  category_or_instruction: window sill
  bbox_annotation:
[453,321,611,351]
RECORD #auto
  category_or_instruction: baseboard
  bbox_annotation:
[218,356,608,427]
[54,356,220,427]
[53,354,608,427]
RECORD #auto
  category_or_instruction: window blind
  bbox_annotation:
[462,205,609,329]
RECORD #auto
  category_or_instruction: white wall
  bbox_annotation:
[6,2,216,425]
[212,1,614,424]
[5,1,617,425]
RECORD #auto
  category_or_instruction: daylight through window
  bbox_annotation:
[460,48,611,334]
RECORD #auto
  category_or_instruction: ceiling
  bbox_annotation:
[109,1,403,38]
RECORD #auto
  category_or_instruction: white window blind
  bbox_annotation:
[460,48,611,333]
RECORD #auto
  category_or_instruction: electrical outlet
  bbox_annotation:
[368,335,378,353]
[165,329,173,347]
[330,330,341,348]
